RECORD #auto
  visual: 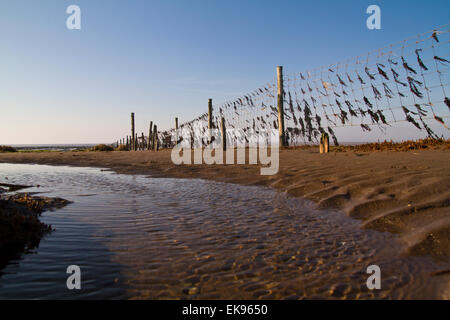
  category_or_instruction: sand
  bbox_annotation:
[0,147,449,258]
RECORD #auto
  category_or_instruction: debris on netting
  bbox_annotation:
[415,49,428,71]
[367,109,380,124]
[402,56,417,75]
[361,124,371,132]
[377,110,388,124]
[345,100,358,117]
[363,96,373,109]
[337,74,347,87]
[377,63,389,80]
[298,117,306,136]
[414,104,428,117]
[346,73,354,83]
[434,115,446,126]
[407,77,424,98]
[327,127,338,146]
[432,30,439,42]
[391,67,407,87]
[434,55,450,65]
[357,72,366,84]
[365,66,376,80]
[406,114,422,130]
[315,114,322,128]
[383,82,394,99]
[338,109,348,125]
[163,27,448,148]
[372,84,382,100]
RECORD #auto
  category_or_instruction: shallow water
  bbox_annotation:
[0,163,448,299]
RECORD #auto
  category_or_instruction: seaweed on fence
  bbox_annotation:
[161,25,449,148]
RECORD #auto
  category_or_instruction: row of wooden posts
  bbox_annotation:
[115,114,159,151]
[115,66,329,153]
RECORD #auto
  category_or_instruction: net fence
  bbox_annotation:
[162,25,450,147]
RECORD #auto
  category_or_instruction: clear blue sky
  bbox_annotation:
[0,0,449,144]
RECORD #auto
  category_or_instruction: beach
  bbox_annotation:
[0,146,449,259]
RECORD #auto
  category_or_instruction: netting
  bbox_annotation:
[163,25,450,146]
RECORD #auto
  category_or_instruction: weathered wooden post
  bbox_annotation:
[135,133,138,151]
[208,99,213,130]
[221,117,226,151]
[126,136,129,150]
[175,117,179,147]
[141,132,145,150]
[153,124,158,151]
[148,121,153,150]
[277,66,286,147]
[320,133,329,153]
[208,99,213,146]
[131,113,135,151]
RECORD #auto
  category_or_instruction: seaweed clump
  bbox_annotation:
[0,193,71,272]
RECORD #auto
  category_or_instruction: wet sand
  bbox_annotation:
[0,147,449,258]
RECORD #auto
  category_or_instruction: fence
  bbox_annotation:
[116,24,450,150]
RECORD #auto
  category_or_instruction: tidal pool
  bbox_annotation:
[0,163,448,299]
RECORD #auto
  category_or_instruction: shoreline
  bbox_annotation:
[0,189,71,270]
[0,147,449,258]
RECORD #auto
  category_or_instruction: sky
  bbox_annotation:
[0,0,449,144]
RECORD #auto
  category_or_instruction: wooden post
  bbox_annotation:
[126,136,129,150]
[141,132,145,150]
[277,66,286,147]
[208,99,213,130]
[148,121,153,150]
[221,117,226,151]
[175,117,179,147]
[135,133,138,151]
[208,99,213,146]
[320,133,329,154]
[153,124,158,151]
[131,113,135,151]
